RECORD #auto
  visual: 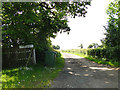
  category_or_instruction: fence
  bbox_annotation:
[2,48,36,68]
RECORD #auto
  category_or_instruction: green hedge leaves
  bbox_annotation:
[62,47,120,64]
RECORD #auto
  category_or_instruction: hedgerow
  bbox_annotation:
[62,47,120,67]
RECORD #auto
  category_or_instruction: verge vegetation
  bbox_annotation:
[1,52,64,88]
[62,49,120,67]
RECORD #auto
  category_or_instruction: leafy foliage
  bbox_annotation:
[2,2,91,64]
[2,2,91,50]
[87,43,98,48]
[88,44,93,48]
[53,45,60,50]
[1,51,64,88]
[78,44,83,49]
[87,47,120,64]
[62,48,120,67]
[103,0,119,47]
[101,0,120,64]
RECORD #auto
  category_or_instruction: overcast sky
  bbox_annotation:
[51,0,111,50]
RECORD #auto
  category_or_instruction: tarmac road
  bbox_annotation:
[51,53,119,88]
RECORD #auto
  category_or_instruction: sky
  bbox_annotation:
[51,0,111,50]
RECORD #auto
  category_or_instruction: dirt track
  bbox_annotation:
[51,53,119,88]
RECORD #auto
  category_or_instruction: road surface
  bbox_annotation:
[51,53,119,88]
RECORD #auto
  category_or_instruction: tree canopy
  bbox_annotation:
[2,2,91,50]
[103,0,119,48]
[78,44,83,49]
[101,0,120,62]
[53,45,60,50]
[87,43,98,48]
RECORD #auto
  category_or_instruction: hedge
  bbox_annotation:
[87,47,120,62]
[62,46,120,63]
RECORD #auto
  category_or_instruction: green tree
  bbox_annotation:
[92,43,98,48]
[53,45,60,50]
[87,43,98,48]
[97,45,103,48]
[88,44,93,48]
[2,2,91,51]
[101,0,120,62]
[78,44,83,49]
[103,0,119,47]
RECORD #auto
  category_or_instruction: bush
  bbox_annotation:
[87,47,120,63]
[55,51,61,57]
[63,47,119,65]
[62,47,120,67]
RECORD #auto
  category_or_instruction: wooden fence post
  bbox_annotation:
[33,48,36,64]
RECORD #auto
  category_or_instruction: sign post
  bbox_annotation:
[19,45,36,64]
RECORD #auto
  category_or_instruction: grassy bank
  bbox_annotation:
[62,49,120,67]
[1,52,64,88]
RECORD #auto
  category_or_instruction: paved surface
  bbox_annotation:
[51,53,119,88]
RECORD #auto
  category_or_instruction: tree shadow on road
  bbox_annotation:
[59,57,119,88]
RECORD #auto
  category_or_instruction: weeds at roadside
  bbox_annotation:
[1,52,64,88]
[63,51,120,68]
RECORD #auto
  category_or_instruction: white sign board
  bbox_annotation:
[19,44,36,64]
[19,45,34,48]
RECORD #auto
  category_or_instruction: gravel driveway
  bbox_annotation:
[51,53,119,88]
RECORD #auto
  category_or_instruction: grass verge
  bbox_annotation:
[63,51,120,67]
[1,52,64,88]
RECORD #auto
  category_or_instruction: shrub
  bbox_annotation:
[62,47,120,67]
